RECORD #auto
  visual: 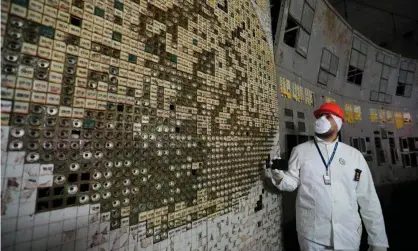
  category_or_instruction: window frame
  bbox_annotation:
[347,37,367,86]
[396,61,415,98]
[372,52,398,104]
[318,48,339,86]
[284,0,315,58]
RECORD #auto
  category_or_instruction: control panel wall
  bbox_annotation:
[1,0,279,249]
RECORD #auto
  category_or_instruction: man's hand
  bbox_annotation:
[264,169,284,185]
[264,168,273,179]
[271,169,284,185]
[368,246,387,251]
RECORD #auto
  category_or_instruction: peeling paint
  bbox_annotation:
[319,4,351,54]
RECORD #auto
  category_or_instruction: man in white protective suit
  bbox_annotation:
[267,103,389,251]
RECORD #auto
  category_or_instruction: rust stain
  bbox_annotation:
[323,7,351,51]
[325,8,336,35]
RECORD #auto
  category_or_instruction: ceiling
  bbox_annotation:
[329,0,418,59]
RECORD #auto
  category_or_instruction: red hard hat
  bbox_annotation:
[314,103,345,122]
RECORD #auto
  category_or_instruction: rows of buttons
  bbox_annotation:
[1,0,278,241]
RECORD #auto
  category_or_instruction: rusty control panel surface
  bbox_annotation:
[1,0,278,238]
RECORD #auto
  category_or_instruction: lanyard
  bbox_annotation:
[314,140,338,176]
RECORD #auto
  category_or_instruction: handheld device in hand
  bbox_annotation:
[265,155,271,169]
[271,158,289,171]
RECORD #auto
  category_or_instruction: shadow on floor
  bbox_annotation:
[268,180,418,251]
[360,180,418,251]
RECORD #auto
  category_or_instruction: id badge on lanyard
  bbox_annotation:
[314,140,338,185]
[323,174,331,185]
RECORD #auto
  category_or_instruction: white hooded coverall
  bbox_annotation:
[273,137,389,251]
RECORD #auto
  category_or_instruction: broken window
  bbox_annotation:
[318,48,339,85]
[283,17,299,48]
[396,61,415,98]
[284,0,315,57]
[347,66,363,85]
[347,37,367,85]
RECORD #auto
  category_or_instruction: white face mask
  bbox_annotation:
[315,114,343,134]
[315,116,331,134]
[331,114,343,131]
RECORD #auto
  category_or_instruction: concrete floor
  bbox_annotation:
[278,180,418,251]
